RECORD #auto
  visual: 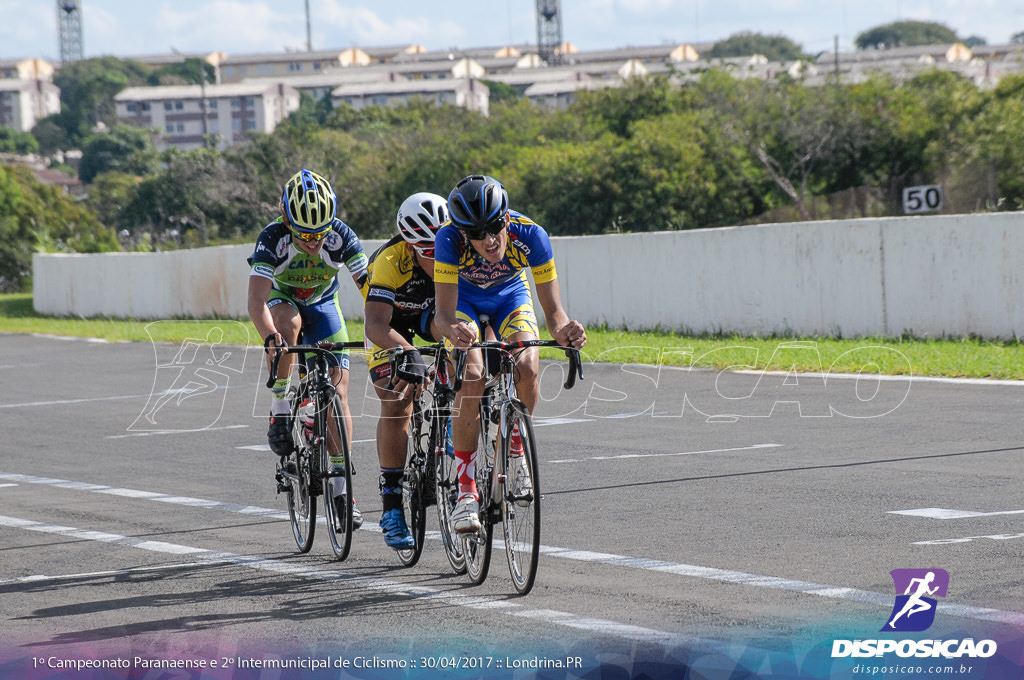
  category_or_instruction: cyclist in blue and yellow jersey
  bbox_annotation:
[247,168,368,528]
[434,175,587,534]
[361,192,449,549]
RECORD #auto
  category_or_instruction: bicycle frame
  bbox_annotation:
[269,341,364,560]
[450,337,583,594]
[386,344,466,572]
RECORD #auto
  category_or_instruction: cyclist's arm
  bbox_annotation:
[435,280,475,349]
[247,274,282,347]
[535,278,586,349]
[364,300,410,351]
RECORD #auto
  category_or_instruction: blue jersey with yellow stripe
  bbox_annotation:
[434,210,556,292]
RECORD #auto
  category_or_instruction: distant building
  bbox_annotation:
[0,58,56,82]
[114,82,300,150]
[0,79,61,132]
[331,78,489,116]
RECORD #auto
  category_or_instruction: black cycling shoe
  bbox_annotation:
[267,413,294,456]
[333,496,364,532]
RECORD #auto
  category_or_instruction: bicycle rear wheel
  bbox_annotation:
[433,408,466,574]
[282,402,315,553]
[397,416,426,567]
[322,393,354,561]
[501,405,540,595]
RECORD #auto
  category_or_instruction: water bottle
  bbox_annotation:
[298,399,315,445]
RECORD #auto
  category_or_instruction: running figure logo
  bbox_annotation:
[881,568,949,632]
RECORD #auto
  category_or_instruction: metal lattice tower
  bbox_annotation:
[58,0,84,64]
[536,0,563,65]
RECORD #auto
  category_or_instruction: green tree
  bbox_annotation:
[148,57,215,86]
[78,125,161,183]
[31,117,68,156]
[941,74,1024,210]
[51,57,152,148]
[480,79,521,104]
[855,21,959,50]
[0,128,40,155]
[708,32,807,61]
[0,164,118,291]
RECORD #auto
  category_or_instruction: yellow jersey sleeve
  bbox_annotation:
[434,261,460,285]
[531,259,557,284]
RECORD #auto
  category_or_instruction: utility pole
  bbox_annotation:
[57,0,84,64]
[305,0,313,51]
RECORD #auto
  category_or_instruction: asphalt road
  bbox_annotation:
[1,332,1022,679]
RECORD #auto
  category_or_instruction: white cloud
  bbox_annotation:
[0,0,57,60]
[153,1,294,54]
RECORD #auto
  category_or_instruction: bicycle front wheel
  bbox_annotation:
[397,416,426,567]
[464,409,495,585]
[501,405,540,595]
[282,405,315,553]
[433,408,466,574]
[322,393,354,561]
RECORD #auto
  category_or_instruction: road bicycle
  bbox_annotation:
[450,336,584,594]
[385,344,464,571]
[268,341,364,560]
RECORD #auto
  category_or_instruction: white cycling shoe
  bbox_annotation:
[451,495,481,533]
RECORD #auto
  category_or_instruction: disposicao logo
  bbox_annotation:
[831,568,998,660]
[882,568,948,632]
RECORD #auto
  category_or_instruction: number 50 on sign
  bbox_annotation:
[902,185,943,214]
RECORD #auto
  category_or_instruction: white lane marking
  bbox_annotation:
[0,483,17,489]
[0,560,236,585]
[538,547,1024,626]
[0,513,706,649]
[550,443,781,464]
[890,507,1024,519]
[2,470,1022,627]
[732,369,1024,387]
[914,532,1024,546]
[0,393,154,409]
[107,425,249,439]
[533,417,593,427]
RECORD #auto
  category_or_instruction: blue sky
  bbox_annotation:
[2,0,1021,62]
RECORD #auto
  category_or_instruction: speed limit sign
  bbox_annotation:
[903,185,943,214]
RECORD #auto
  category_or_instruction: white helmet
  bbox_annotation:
[396,192,449,247]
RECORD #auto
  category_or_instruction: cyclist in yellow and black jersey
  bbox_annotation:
[361,192,448,550]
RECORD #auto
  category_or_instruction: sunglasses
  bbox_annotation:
[413,245,435,259]
[463,215,507,241]
[291,228,329,242]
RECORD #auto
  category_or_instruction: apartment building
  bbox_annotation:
[0,79,61,133]
[331,77,489,115]
[114,82,300,150]
[0,58,56,82]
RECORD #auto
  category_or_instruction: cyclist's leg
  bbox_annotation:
[494,285,542,414]
[493,287,541,500]
[302,293,355,439]
[302,293,362,528]
[266,294,302,455]
[447,297,488,532]
[368,333,416,549]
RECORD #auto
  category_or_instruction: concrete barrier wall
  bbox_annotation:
[32,212,1024,339]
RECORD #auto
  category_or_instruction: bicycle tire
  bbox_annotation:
[433,406,466,574]
[284,397,315,552]
[397,415,426,567]
[463,402,495,585]
[501,404,541,595]
[321,392,354,561]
